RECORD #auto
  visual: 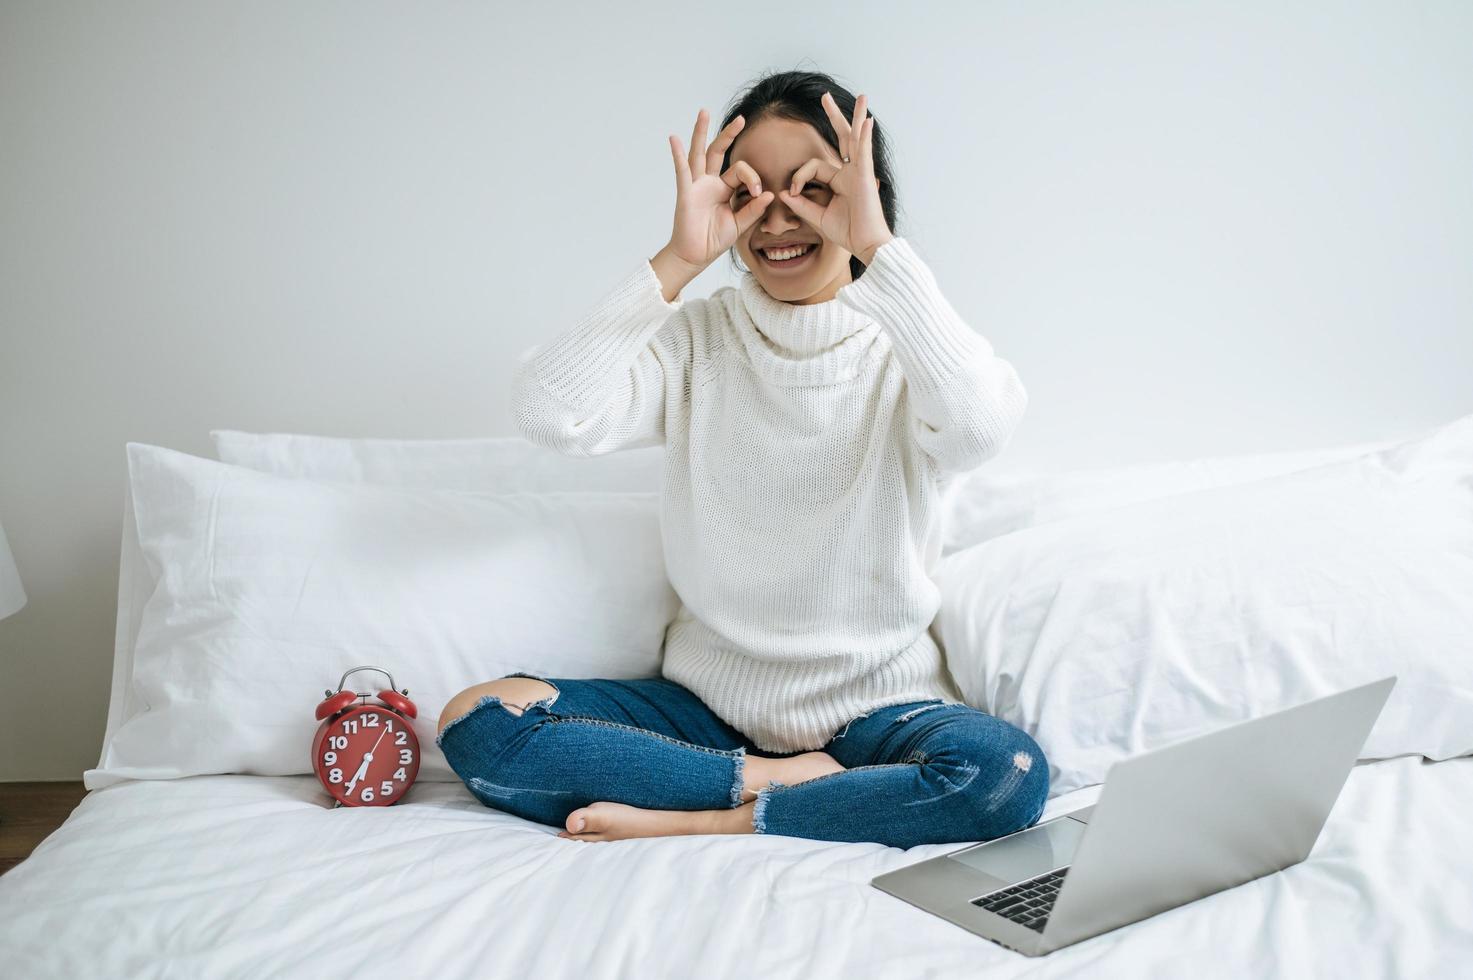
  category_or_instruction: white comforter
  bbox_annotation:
[2,756,1470,979]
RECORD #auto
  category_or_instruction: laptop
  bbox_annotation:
[871,675,1396,956]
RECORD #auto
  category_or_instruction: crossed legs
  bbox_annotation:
[435,677,846,842]
[437,676,1048,847]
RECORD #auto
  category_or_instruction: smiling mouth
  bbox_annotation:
[757,242,819,269]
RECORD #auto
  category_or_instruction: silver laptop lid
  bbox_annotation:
[1039,675,1396,952]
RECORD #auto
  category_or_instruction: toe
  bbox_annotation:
[565,808,591,834]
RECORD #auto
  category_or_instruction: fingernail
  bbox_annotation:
[577,817,586,831]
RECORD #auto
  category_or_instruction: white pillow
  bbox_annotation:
[935,412,1473,798]
[86,443,677,790]
[940,436,1403,555]
[102,488,154,761]
[101,431,664,762]
[210,429,665,492]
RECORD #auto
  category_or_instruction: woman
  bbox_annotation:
[436,70,1048,848]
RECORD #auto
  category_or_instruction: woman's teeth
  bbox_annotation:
[761,243,816,262]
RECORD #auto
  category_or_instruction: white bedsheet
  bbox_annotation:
[2,757,1470,979]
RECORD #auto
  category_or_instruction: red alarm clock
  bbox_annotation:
[312,666,421,807]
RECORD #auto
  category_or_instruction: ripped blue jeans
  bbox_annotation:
[435,672,1049,850]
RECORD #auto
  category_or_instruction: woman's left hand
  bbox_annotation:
[779,91,894,266]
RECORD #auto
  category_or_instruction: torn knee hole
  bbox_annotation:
[436,692,543,742]
[980,751,1040,812]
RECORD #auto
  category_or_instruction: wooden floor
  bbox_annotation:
[0,782,89,876]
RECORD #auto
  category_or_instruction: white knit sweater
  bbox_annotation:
[511,236,1028,752]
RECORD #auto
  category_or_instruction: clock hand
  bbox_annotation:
[345,758,371,794]
[345,720,391,794]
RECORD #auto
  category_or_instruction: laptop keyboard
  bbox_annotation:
[970,868,1070,932]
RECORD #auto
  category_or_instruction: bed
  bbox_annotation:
[2,418,1470,978]
[2,756,1469,977]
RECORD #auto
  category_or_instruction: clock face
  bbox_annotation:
[318,705,420,806]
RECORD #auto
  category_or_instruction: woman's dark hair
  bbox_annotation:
[718,68,901,283]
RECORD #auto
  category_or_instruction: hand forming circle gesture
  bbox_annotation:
[665,109,776,270]
[778,92,894,264]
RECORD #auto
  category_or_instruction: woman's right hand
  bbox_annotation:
[665,108,774,270]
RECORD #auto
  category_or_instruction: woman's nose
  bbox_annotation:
[760,198,800,227]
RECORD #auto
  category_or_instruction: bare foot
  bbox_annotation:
[556,800,751,842]
[554,751,848,842]
[742,750,846,801]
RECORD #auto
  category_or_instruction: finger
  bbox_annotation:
[669,134,691,191]
[706,114,746,178]
[861,117,875,175]
[724,159,763,198]
[733,190,774,233]
[851,94,867,147]
[820,91,851,156]
[788,157,840,196]
[788,158,817,196]
[777,187,822,226]
[821,90,850,136]
[688,108,710,177]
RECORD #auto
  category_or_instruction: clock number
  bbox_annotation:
[344,720,358,735]
[330,735,347,750]
[328,768,343,784]
[323,750,337,765]
[394,767,407,782]
[361,786,375,802]
[399,749,413,765]
[395,731,407,746]
[380,780,394,796]
[364,712,379,727]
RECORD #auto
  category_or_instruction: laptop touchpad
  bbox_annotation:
[946,817,1086,884]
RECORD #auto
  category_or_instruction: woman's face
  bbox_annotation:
[728,116,853,306]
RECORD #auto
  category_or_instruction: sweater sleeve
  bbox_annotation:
[510,256,695,457]
[837,236,1028,477]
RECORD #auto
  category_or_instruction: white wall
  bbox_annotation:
[1,1,1469,780]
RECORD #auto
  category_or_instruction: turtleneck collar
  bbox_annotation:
[733,271,886,386]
